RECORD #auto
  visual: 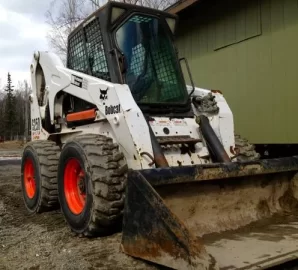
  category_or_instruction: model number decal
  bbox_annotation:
[31,118,40,131]
[105,104,121,115]
[71,75,87,89]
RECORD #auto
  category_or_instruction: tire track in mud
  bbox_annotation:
[0,165,158,270]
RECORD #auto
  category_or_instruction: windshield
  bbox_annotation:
[115,14,188,105]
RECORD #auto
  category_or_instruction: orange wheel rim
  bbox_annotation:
[24,158,36,199]
[64,158,86,215]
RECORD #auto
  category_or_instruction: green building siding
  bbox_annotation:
[175,0,298,144]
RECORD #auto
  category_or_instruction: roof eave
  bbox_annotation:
[165,0,200,14]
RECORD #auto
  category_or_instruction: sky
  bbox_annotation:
[0,0,110,90]
[0,0,51,89]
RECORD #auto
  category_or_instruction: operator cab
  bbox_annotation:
[65,2,192,117]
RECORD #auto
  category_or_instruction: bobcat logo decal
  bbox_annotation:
[99,87,108,100]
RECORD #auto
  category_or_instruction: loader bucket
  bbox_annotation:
[121,156,298,270]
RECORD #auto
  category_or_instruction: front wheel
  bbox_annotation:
[21,140,60,213]
[57,134,127,237]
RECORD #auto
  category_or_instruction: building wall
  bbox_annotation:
[175,0,298,144]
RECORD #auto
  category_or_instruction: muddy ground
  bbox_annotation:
[0,143,158,270]
[0,163,159,270]
[0,141,23,157]
[0,142,298,270]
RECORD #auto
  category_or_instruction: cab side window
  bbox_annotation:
[67,18,111,82]
[67,30,89,73]
[85,18,111,81]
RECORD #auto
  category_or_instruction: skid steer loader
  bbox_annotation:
[22,2,298,269]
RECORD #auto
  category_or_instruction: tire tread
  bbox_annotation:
[24,140,60,213]
[235,135,260,162]
[66,134,127,236]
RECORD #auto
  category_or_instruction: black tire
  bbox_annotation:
[57,134,128,237]
[235,134,260,162]
[21,140,60,213]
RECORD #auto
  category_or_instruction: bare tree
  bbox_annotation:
[45,0,94,62]
[45,0,177,60]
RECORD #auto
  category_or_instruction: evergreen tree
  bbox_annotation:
[0,93,4,140]
[4,73,17,140]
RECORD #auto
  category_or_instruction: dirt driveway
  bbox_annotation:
[0,142,297,270]
[0,163,158,270]
[0,141,23,157]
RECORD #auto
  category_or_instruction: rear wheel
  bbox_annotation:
[21,140,60,213]
[57,134,127,237]
[235,134,260,162]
